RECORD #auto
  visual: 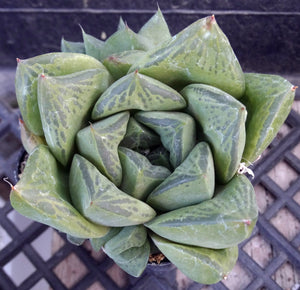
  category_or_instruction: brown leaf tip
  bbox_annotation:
[19,118,25,125]
[40,74,46,79]
[134,69,139,74]
[16,58,21,63]
[3,177,16,191]
[206,15,216,30]
[243,219,251,225]
[292,86,298,92]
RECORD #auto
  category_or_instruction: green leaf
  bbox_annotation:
[150,233,238,285]
[120,117,161,150]
[81,27,105,60]
[138,8,172,48]
[69,154,157,227]
[104,225,147,255]
[19,118,46,154]
[92,71,186,120]
[76,112,130,187]
[181,84,247,184]
[130,15,245,98]
[145,174,258,249]
[104,226,150,277]
[147,146,172,170]
[90,227,122,252]
[147,142,215,211]
[135,111,196,168]
[103,50,147,80]
[95,27,151,61]
[119,147,171,201]
[67,235,85,246]
[117,17,126,31]
[241,73,296,165]
[38,69,113,166]
[15,52,106,136]
[10,145,109,238]
[61,37,85,53]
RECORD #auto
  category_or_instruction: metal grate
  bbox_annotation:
[0,70,300,289]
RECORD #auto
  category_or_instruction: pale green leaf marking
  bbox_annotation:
[130,16,245,98]
[10,145,109,238]
[146,175,258,249]
[241,73,295,165]
[92,72,186,119]
[15,52,107,135]
[69,155,156,227]
[119,147,171,201]
[147,142,215,211]
[151,233,238,285]
[38,69,112,166]
[76,112,130,186]
[135,111,196,168]
[181,84,247,184]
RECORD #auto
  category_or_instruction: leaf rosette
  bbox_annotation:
[10,10,296,284]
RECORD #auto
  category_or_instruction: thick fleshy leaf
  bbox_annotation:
[38,69,112,166]
[10,145,109,238]
[69,155,156,227]
[15,52,106,135]
[92,72,186,120]
[103,50,147,80]
[181,84,247,184]
[151,233,238,284]
[138,8,172,47]
[104,225,147,255]
[147,146,172,170]
[146,174,258,249]
[105,239,150,277]
[241,73,296,165]
[90,227,122,252]
[130,15,245,98]
[81,27,105,60]
[117,17,126,31]
[67,235,85,246]
[76,112,130,186]
[135,111,196,168]
[19,118,46,154]
[120,117,161,150]
[119,147,171,201]
[95,27,151,61]
[147,142,215,211]
[61,37,85,53]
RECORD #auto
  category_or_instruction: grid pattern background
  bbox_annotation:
[0,68,299,289]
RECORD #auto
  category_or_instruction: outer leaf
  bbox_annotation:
[103,50,147,80]
[104,239,150,277]
[181,84,247,184]
[146,175,258,249]
[10,145,109,238]
[76,112,130,187]
[19,118,46,154]
[135,111,196,168]
[147,142,215,211]
[104,225,147,255]
[138,8,172,47]
[61,37,85,53]
[119,147,171,201]
[90,227,122,252]
[15,52,106,136]
[120,117,161,150]
[150,233,238,284]
[130,15,245,98]
[38,69,112,166]
[92,71,186,120]
[81,27,105,60]
[69,154,156,227]
[241,73,296,165]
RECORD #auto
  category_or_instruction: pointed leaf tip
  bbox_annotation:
[292,85,298,91]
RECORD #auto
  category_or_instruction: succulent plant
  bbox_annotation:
[10,10,296,285]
